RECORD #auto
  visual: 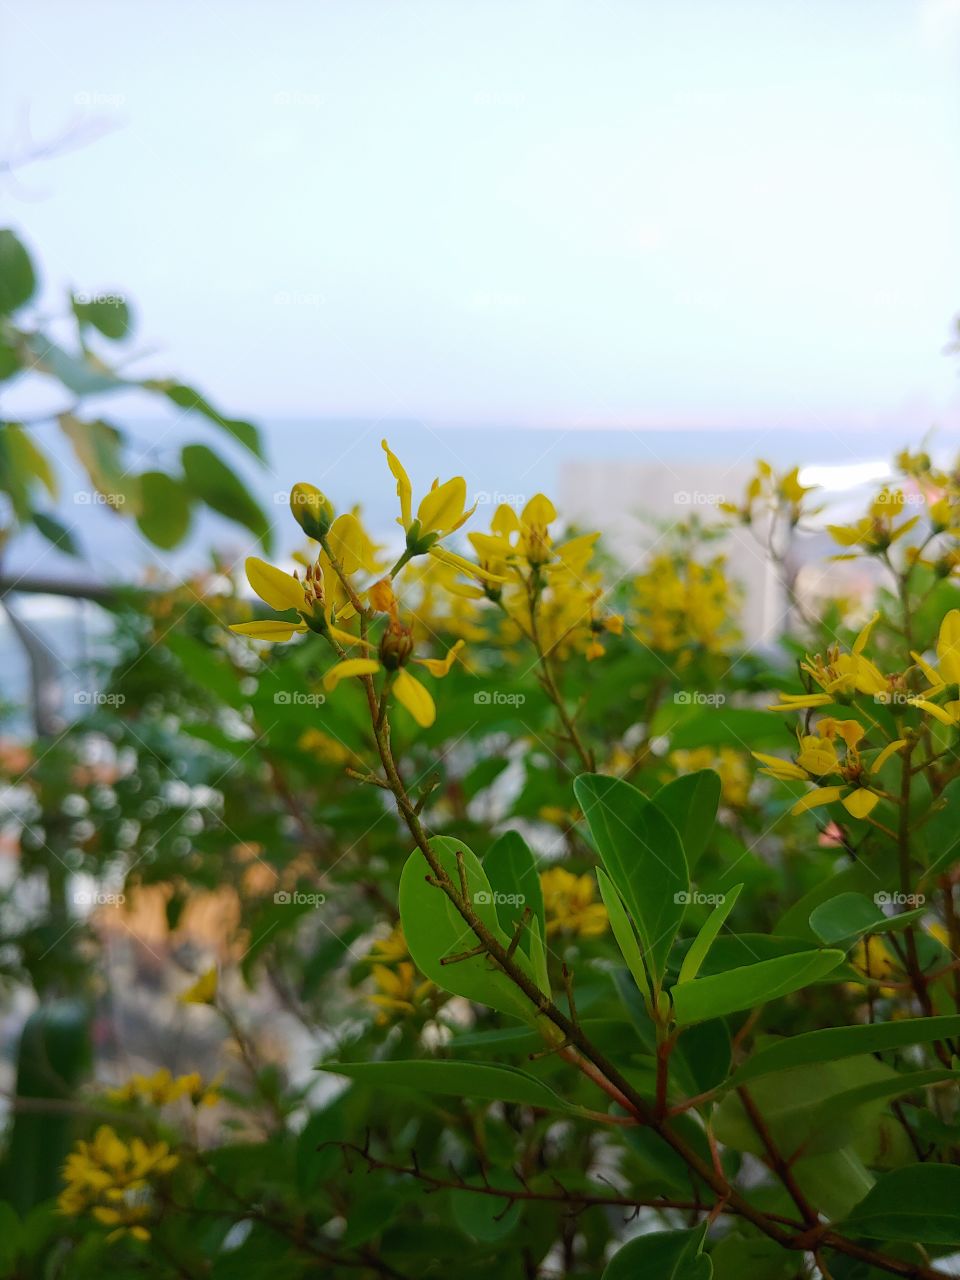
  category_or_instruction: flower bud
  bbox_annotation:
[290,483,334,540]
[379,619,414,671]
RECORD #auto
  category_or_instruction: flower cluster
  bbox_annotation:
[58,1126,178,1242]
[632,553,740,656]
[540,867,608,938]
[107,1067,220,1108]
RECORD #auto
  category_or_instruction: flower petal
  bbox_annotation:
[417,475,467,536]
[842,789,880,819]
[382,439,412,528]
[245,557,306,612]
[327,513,379,575]
[791,785,846,815]
[323,658,381,691]
[393,669,436,727]
[229,620,307,642]
[414,639,464,677]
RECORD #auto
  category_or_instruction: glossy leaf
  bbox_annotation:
[653,769,721,870]
[809,891,925,945]
[398,835,537,1022]
[484,830,545,941]
[320,1059,581,1114]
[731,1014,960,1085]
[574,773,687,981]
[678,884,743,984]
[603,1226,711,1279]
[671,949,844,1025]
[843,1164,960,1243]
[596,866,653,1008]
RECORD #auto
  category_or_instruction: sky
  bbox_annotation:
[2,0,960,434]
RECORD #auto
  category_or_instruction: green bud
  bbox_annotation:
[290,483,333,540]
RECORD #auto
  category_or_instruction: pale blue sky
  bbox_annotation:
[2,0,960,433]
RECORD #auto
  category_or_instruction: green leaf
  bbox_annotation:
[920,776,960,883]
[806,1068,959,1134]
[60,414,141,511]
[136,470,192,548]
[72,292,132,340]
[484,830,545,942]
[450,1186,521,1241]
[32,512,78,556]
[152,380,264,460]
[596,867,653,1009]
[678,884,743,985]
[809,891,925,945]
[842,1164,960,1243]
[653,769,721,870]
[671,950,844,1026]
[528,916,550,997]
[574,773,687,981]
[731,1015,960,1086]
[603,1226,712,1280]
[0,229,36,314]
[5,425,56,499]
[319,1060,581,1114]
[398,835,537,1022]
[26,334,126,395]
[181,443,271,550]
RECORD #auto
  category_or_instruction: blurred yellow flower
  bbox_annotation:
[58,1126,179,1241]
[754,720,905,819]
[179,967,218,1005]
[108,1068,221,1108]
[541,867,608,938]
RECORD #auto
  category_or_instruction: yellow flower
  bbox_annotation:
[633,554,741,655]
[828,489,920,555]
[541,867,608,938]
[58,1126,179,1241]
[382,439,501,585]
[107,1068,221,1108]
[909,611,960,726]
[754,721,905,819]
[179,967,217,1005]
[229,554,369,646]
[322,635,464,729]
[770,613,890,710]
[671,747,752,808]
[365,962,433,1024]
